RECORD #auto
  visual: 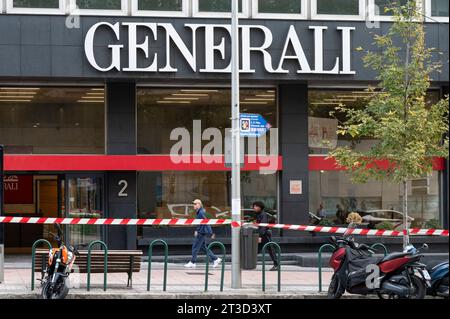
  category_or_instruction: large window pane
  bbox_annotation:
[13,0,59,8]
[432,0,449,17]
[0,87,105,154]
[137,88,277,155]
[317,0,359,15]
[374,0,410,15]
[309,170,441,228]
[198,0,243,12]
[138,0,183,11]
[138,171,277,219]
[308,90,441,155]
[76,0,122,10]
[258,0,301,14]
[66,177,103,246]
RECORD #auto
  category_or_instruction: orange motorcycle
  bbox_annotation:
[41,224,79,299]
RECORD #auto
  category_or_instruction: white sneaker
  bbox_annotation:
[213,258,222,268]
[184,262,196,268]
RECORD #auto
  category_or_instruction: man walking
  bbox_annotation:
[184,199,222,269]
[253,201,279,271]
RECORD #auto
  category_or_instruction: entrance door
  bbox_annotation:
[64,174,104,246]
[38,179,59,247]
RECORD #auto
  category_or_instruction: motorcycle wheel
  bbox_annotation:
[327,274,343,299]
[408,275,426,299]
[41,278,69,299]
[377,275,426,299]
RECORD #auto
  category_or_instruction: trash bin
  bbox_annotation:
[240,224,259,270]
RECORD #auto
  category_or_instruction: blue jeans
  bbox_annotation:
[190,233,217,263]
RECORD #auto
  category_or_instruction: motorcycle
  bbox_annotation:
[327,225,430,299]
[41,223,79,299]
[426,260,449,298]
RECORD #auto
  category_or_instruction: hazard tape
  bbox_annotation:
[0,216,448,237]
[0,216,231,226]
[231,221,449,237]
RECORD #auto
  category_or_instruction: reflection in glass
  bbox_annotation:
[138,0,183,11]
[13,0,59,8]
[66,177,103,245]
[198,0,242,12]
[0,87,105,154]
[138,171,277,219]
[258,0,301,14]
[316,0,359,15]
[76,0,122,9]
[309,170,441,228]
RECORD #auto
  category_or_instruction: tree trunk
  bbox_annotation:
[403,180,410,250]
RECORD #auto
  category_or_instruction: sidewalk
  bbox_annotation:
[0,261,341,299]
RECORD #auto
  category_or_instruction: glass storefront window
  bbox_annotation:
[0,87,105,154]
[137,88,277,155]
[432,0,449,17]
[12,0,59,8]
[308,89,441,155]
[76,0,122,10]
[309,170,441,228]
[197,0,243,12]
[66,176,103,245]
[138,0,183,11]
[138,171,277,220]
[258,0,301,14]
[316,0,360,15]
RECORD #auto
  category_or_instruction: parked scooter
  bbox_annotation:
[327,225,430,299]
[426,260,449,298]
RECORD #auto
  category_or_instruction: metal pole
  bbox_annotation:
[231,0,242,289]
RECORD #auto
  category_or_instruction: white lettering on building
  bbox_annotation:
[84,22,355,75]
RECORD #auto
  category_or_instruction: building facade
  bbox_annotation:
[0,0,448,252]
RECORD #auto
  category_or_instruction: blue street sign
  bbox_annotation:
[239,113,271,137]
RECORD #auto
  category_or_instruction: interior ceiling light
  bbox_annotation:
[180,89,219,93]
[172,93,209,97]
[0,92,38,95]
[0,87,40,90]
[0,99,32,102]
[164,97,199,101]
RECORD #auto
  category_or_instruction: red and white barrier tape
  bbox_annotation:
[0,216,230,226]
[231,221,449,237]
[0,216,448,237]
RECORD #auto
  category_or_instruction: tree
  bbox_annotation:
[329,1,449,249]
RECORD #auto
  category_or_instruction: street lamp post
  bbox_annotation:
[231,0,242,289]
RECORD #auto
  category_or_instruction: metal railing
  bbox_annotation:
[87,240,108,291]
[147,239,168,291]
[31,239,52,291]
[262,242,281,292]
[204,241,226,292]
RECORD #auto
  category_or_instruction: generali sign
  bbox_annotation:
[85,22,355,75]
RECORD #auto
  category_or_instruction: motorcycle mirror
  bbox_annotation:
[422,243,429,250]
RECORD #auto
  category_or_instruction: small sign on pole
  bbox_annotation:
[239,113,271,138]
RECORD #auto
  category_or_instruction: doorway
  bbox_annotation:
[4,175,59,253]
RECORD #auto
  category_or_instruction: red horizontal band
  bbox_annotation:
[3,155,445,172]
[308,156,445,171]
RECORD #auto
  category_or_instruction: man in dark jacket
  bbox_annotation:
[253,201,279,271]
[184,199,222,269]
